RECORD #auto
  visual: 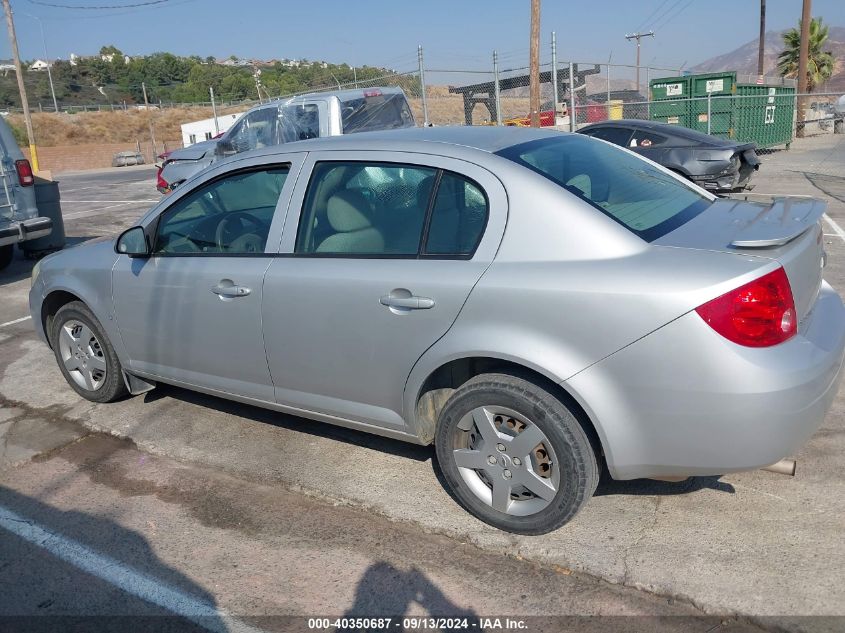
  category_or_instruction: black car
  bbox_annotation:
[577,120,760,193]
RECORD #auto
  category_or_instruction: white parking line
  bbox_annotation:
[0,316,30,328]
[822,214,845,243]
[0,504,268,633]
[62,204,141,221]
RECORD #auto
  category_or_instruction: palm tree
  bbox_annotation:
[777,17,835,91]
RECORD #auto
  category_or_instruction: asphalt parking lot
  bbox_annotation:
[1,136,845,629]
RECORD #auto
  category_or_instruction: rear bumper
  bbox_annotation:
[690,168,756,192]
[0,217,53,247]
[567,281,845,480]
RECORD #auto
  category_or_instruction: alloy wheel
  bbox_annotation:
[451,406,560,516]
[57,319,107,391]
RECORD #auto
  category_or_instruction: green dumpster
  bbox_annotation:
[650,77,690,101]
[734,84,795,148]
[650,99,690,127]
[688,72,736,137]
[649,72,796,149]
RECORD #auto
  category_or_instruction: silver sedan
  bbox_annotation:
[29,127,845,534]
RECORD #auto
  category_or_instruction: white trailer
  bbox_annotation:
[181,112,245,147]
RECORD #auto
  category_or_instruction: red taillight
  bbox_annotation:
[156,166,170,192]
[15,159,34,186]
[695,267,797,347]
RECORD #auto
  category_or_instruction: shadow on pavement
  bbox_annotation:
[0,484,225,632]
[595,472,735,496]
[343,561,478,625]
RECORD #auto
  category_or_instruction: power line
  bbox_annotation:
[652,0,694,31]
[22,0,195,20]
[635,0,672,33]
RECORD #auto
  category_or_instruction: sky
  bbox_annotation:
[2,0,842,72]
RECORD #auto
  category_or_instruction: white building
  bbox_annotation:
[29,59,50,72]
[181,112,245,147]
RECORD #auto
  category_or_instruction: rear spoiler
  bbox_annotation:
[730,196,825,248]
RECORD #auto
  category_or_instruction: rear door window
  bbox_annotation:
[295,162,436,255]
[582,126,633,147]
[629,130,668,148]
[340,92,415,133]
[497,135,711,242]
[424,173,488,256]
[278,103,321,141]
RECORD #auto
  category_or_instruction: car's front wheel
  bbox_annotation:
[435,373,599,535]
[50,301,128,403]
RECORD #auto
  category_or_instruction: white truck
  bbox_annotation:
[157,86,416,193]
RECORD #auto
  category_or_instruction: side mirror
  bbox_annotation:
[115,226,150,257]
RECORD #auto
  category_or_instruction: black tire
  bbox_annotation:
[435,373,599,535]
[0,244,13,271]
[50,301,128,403]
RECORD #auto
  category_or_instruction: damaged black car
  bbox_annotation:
[577,119,760,193]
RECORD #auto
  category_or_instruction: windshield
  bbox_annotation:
[496,135,712,242]
[340,92,415,134]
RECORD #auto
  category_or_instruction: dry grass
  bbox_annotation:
[7,86,529,147]
[7,105,245,146]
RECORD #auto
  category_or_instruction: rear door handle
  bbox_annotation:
[380,294,435,310]
[211,282,251,298]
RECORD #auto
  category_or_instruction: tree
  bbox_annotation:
[778,17,835,91]
[99,45,123,57]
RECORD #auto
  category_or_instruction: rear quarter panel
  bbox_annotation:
[404,166,779,452]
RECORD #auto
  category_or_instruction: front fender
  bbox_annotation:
[32,241,127,365]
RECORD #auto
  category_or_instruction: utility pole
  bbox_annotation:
[253,69,263,103]
[2,0,38,172]
[529,0,540,127]
[417,45,429,126]
[625,31,654,96]
[493,50,501,126]
[23,14,57,112]
[757,0,766,79]
[142,81,157,158]
[209,86,219,134]
[550,31,559,115]
[796,0,811,137]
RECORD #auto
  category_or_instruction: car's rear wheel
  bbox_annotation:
[50,301,128,403]
[435,373,599,535]
[0,244,13,271]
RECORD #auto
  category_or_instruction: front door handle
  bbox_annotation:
[211,281,251,298]
[380,293,435,310]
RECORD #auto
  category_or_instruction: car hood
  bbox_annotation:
[41,235,117,271]
[165,140,217,161]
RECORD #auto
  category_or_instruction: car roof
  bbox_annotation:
[261,85,408,108]
[580,119,732,146]
[246,126,565,157]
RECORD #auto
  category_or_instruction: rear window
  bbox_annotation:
[496,135,712,242]
[340,92,415,134]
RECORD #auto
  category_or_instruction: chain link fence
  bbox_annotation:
[10,47,843,156]
[411,53,842,154]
